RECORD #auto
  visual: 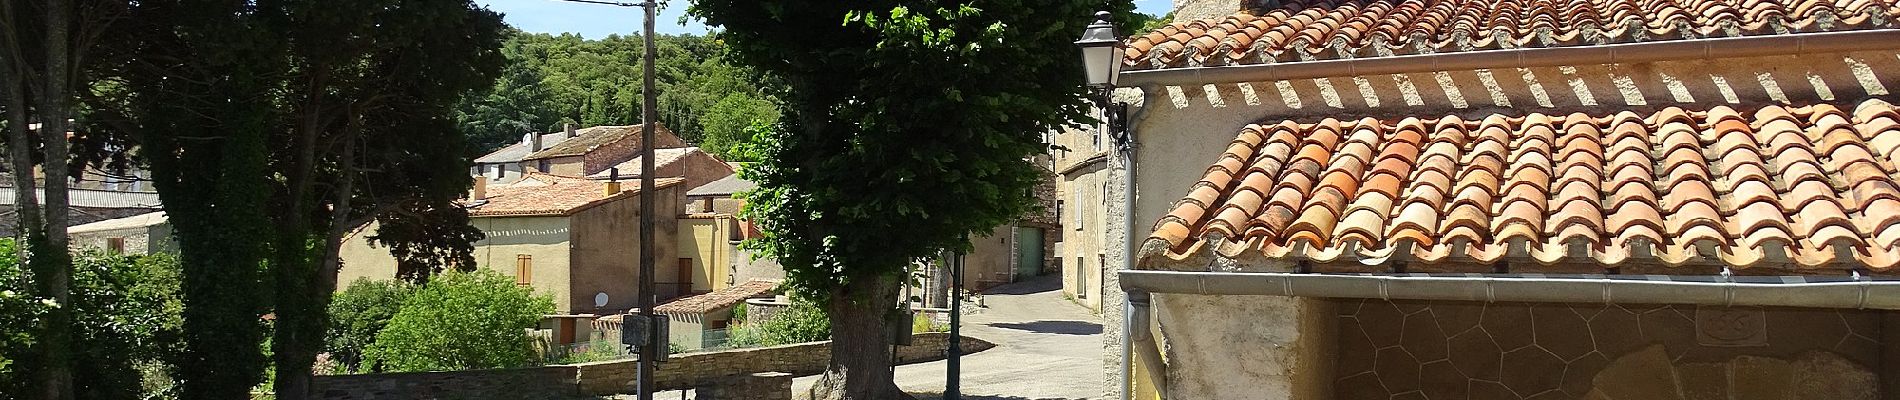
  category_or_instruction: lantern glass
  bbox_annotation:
[1074,11,1121,88]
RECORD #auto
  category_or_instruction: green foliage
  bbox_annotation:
[455,31,779,161]
[0,241,185,400]
[692,0,1125,302]
[365,269,554,372]
[726,300,831,348]
[324,278,415,373]
[910,313,946,334]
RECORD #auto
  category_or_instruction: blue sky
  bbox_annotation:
[477,0,1174,38]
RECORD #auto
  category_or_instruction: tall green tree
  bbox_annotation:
[91,0,505,397]
[688,1,1130,398]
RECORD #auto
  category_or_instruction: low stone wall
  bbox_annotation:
[574,332,994,395]
[308,365,579,400]
[309,333,994,399]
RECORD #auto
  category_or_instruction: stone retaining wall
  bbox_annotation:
[309,333,994,399]
[308,365,579,400]
[575,332,993,395]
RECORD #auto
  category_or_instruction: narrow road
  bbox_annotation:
[794,274,1106,400]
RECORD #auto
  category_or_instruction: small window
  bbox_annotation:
[106,237,126,254]
[515,255,533,286]
[537,160,551,173]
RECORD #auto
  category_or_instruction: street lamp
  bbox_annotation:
[1075,11,1130,151]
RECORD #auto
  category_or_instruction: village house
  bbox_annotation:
[470,123,689,182]
[68,211,173,255]
[586,146,736,191]
[957,164,1063,292]
[653,279,779,350]
[1098,0,1900,399]
[338,173,687,344]
[1054,100,1118,312]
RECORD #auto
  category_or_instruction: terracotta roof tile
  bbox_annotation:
[653,280,779,315]
[1146,98,1900,271]
[1122,0,1900,70]
[468,173,685,217]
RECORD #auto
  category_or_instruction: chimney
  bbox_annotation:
[529,131,544,152]
[564,123,578,138]
[604,167,622,196]
[470,178,488,201]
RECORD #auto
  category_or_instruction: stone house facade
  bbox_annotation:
[1054,107,1117,312]
[521,124,687,178]
[338,174,687,343]
[1102,0,1900,399]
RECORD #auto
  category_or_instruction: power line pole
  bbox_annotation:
[635,0,660,399]
[545,1,659,398]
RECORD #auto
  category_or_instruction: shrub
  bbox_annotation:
[0,242,185,400]
[726,299,829,347]
[324,278,415,373]
[364,269,553,372]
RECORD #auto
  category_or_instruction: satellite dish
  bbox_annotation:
[594,292,610,308]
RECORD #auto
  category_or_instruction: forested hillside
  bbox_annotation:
[455,31,779,161]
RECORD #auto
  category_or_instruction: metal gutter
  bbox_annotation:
[1119,29,1900,88]
[1119,270,1900,310]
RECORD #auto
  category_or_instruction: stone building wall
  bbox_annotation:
[1332,299,1889,400]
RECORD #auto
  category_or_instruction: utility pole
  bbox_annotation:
[635,0,659,399]
[545,1,659,398]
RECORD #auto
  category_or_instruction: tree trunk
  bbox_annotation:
[810,274,912,400]
[36,0,75,398]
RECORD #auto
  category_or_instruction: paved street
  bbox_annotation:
[793,274,1106,400]
[629,275,1105,400]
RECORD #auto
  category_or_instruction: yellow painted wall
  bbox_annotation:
[677,217,734,292]
[338,216,577,312]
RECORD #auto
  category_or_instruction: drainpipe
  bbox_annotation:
[1116,91,1143,400]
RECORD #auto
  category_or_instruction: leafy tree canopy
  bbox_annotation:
[455,31,780,161]
[364,269,553,373]
[324,278,414,374]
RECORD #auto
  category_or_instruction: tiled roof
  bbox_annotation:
[584,147,702,179]
[0,188,162,209]
[687,174,756,197]
[1123,0,1900,70]
[70,211,168,233]
[468,173,684,217]
[523,124,682,161]
[1147,98,1900,270]
[474,132,570,164]
[653,280,778,315]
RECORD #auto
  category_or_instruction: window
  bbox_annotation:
[515,255,533,286]
[106,237,126,254]
[536,159,551,173]
[1055,200,1064,227]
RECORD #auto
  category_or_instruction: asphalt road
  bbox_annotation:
[794,274,1107,400]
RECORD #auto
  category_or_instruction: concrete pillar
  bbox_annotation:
[1154,294,1336,400]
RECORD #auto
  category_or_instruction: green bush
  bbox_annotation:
[324,278,414,373]
[726,300,829,347]
[364,269,553,372]
[0,241,185,400]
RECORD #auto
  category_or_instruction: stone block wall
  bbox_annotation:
[1333,299,1888,400]
[308,365,580,400]
[574,332,993,395]
[310,333,991,399]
